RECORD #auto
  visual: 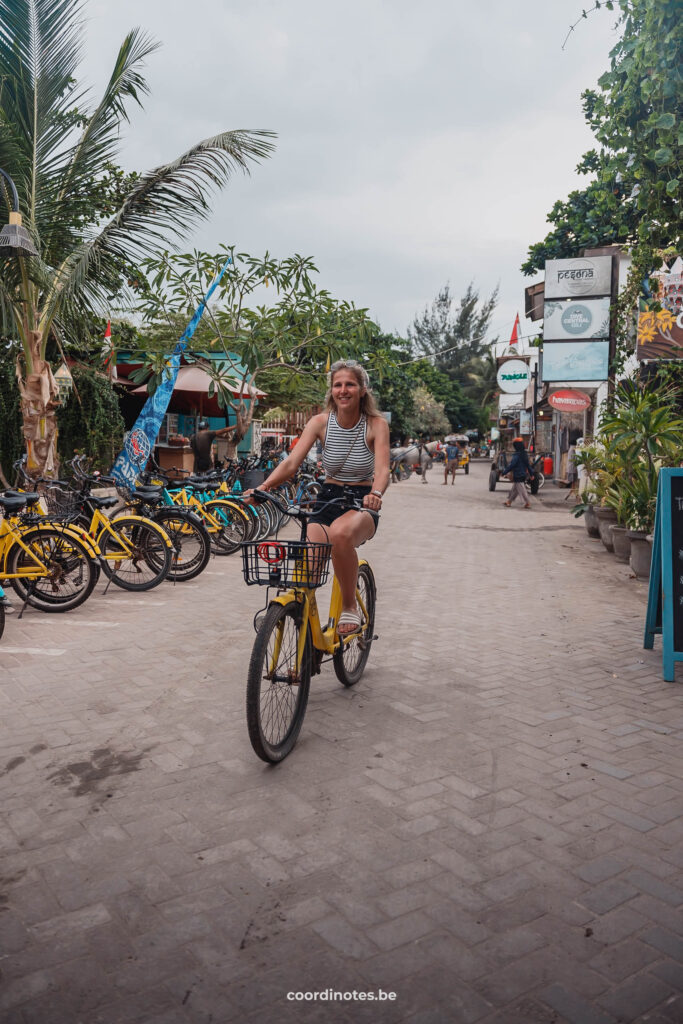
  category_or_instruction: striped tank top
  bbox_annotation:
[322,412,375,483]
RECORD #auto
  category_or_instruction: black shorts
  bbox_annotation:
[308,483,379,534]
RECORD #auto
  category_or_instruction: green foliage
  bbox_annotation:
[134,248,378,437]
[523,0,682,276]
[0,352,22,478]
[407,385,451,437]
[590,381,683,529]
[0,0,275,364]
[408,282,498,379]
[56,366,125,469]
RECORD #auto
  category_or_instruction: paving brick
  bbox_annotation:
[2,468,683,1022]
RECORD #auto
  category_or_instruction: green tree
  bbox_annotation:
[0,0,275,476]
[523,0,682,275]
[407,385,450,437]
[408,282,499,380]
[132,248,377,441]
[57,365,125,470]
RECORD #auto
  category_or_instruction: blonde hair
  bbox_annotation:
[324,359,381,418]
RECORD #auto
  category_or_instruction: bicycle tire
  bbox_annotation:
[9,527,97,611]
[0,599,5,639]
[246,601,311,763]
[488,468,497,491]
[152,509,211,582]
[333,563,376,687]
[203,499,247,554]
[99,517,172,591]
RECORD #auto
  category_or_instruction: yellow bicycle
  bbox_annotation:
[242,489,377,762]
[0,492,98,612]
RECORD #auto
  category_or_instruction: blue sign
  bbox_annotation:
[644,468,683,680]
[111,258,232,487]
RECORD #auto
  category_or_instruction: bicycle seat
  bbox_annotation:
[131,488,162,502]
[3,491,41,506]
[0,494,33,512]
[88,495,118,510]
[134,484,163,494]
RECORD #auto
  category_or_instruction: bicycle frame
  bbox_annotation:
[88,508,173,557]
[268,558,372,672]
[0,516,92,579]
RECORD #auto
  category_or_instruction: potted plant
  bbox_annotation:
[573,445,603,538]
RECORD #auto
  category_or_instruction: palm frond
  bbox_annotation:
[38,129,277,331]
[0,0,86,222]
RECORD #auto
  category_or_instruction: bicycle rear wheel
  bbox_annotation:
[99,517,172,591]
[153,509,211,582]
[333,563,376,687]
[246,602,311,762]
[9,527,97,611]
[0,598,5,638]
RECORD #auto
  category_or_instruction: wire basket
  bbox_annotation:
[42,485,80,515]
[241,540,332,588]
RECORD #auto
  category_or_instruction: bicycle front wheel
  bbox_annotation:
[9,527,97,611]
[333,563,376,687]
[246,602,312,763]
[99,517,172,591]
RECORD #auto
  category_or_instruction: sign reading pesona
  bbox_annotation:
[496,359,531,394]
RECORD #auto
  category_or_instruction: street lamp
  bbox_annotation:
[0,168,38,256]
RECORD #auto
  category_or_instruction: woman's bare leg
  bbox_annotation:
[321,512,376,632]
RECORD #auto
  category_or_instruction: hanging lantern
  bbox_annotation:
[54,362,74,403]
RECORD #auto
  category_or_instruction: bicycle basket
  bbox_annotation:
[241,540,332,588]
[43,485,80,515]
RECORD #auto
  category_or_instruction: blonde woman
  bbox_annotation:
[252,360,390,635]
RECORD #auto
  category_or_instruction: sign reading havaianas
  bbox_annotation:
[496,359,531,394]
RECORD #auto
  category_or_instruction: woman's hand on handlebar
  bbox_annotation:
[362,491,383,513]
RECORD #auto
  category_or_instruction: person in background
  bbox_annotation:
[503,438,532,509]
[190,420,235,473]
[443,439,460,485]
[289,427,303,452]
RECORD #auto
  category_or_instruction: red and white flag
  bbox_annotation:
[102,320,117,382]
[508,312,521,350]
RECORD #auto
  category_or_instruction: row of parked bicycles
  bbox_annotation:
[0,451,323,640]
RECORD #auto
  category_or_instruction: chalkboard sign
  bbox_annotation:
[644,468,683,681]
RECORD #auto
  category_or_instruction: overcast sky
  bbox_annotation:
[83,0,619,350]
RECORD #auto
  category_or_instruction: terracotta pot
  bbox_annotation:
[595,507,618,551]
[610,524,631,563]
[627,530,651,579]
[584,504,600,539]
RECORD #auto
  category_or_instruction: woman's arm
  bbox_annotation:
[364,416,391,508]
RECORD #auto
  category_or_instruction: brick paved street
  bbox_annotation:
[2,461,683,1024]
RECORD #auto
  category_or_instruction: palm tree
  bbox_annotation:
[462,351,499,409]
[0,0,275,475]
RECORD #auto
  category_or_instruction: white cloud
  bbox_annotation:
[81,0,620,340]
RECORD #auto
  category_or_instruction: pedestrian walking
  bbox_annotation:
[503,438,532,509]
[443,440,460,485]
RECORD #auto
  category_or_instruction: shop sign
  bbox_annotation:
[541,341,609,383]
[544,297,611,341]
[548,389,592,413]
[496,359,530,394]
[519,410,532,433]
[544,255,613,299]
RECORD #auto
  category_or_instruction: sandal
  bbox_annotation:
[503,501,511,507]
[337,610,362,637]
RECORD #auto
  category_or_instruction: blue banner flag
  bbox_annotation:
[111,258,232,487]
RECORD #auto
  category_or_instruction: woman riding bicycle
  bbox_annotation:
[248,359,390,636]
